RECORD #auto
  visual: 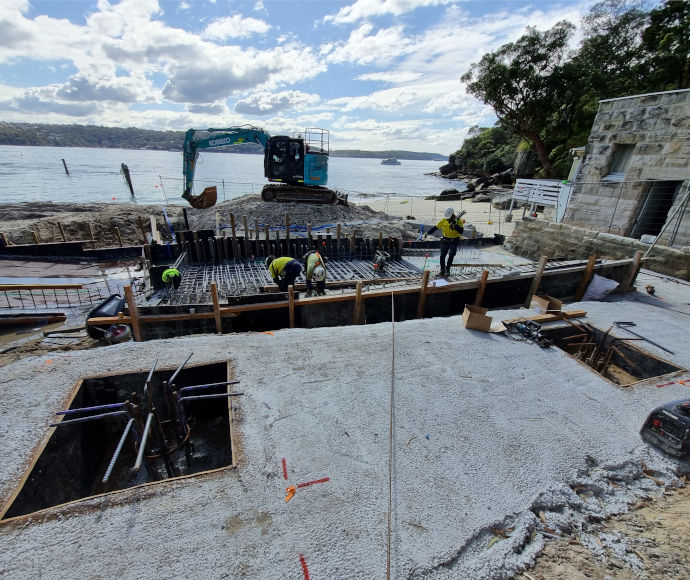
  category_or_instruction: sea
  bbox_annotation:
[0,145,459,207]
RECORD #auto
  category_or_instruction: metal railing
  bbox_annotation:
[557,179,690,248]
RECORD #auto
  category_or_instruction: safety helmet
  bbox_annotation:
[265,255,275,267]
[313,265,326,282]
[444,207,455,219]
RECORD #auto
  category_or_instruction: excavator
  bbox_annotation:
[181,125,347,208]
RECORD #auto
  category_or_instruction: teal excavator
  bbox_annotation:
[181,125,346,208]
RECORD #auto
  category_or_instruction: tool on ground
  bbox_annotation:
[640,398,690,458]
[373,250,390,273]
[285,485,296,502]
[504,319,552,348]
[613,321,674,355]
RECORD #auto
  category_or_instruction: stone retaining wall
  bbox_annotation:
[504,219,690,281]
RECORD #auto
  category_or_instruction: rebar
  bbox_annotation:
[50,410,128,427]
[102,418,135,483]
[133,413,154,472]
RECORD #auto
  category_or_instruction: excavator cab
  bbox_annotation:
[264,128,329,186]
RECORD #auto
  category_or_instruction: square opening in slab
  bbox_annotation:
[2,360,237,521]
[541,323,684,386]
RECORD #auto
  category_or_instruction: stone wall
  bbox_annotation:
[563,89,690,246]
[504,219,690,281]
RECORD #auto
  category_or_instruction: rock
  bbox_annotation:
[464,182,475,193]
[513,149,539,178]
[439,163,455,175]
[440,188,461,197]
[472,194,492,203]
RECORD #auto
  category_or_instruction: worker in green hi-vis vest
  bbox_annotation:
[162,267,181,289]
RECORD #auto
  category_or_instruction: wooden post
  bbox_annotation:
[143,244,152,263]
[307,224,312,245]
[137,216,148,243]
[378,232,383,249]
[124,285,142,342]
[32,231,40,244]
[61,158,69,175]
[230,213,237,259]
[474,269,489,306]
[354,281,363,324]
[255,219,259,241]
[285,213,290,241]
[0,233,10,247]
[619,251,643,293]
[288,284,295,328]
[574,255,598,301]
[337,224,341,255]
[417,270,430,318]
[264,224,270,243]
[230,212,237,239]
[211,283,222,333]
[58,222,67,242]
[242,215,249,258]
[350,232,356,256]
[523,255,548,308]
[114,226,124,247]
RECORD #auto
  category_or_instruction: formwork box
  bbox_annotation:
[300,301,356,328]
[424,288,476,319]
[363,293,419,324]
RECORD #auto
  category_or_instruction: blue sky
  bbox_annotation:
[0,0,600,155]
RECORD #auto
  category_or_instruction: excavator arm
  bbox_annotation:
[182,125,271,202]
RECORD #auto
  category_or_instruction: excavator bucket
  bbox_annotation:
[186,186,217,209]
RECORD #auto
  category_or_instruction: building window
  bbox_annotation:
[602,144,635,181]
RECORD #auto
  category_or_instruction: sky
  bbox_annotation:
[0,0,599,155]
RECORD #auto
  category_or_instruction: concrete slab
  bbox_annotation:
[0,269,688,578]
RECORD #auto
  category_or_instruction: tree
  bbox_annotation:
[642,0,690,90]
[461,21,576,177]
[576,0,650,98]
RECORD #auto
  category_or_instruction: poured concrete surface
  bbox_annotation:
[0,269,688,578]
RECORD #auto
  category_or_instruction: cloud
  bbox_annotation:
[324,23,413,65]
[356,71,423,83]
[204,14,270,40]
[187,102,228,115]
[324,0,453,25]
[1,90,102,116]
[234,91,320,115]
[55,75,150,104]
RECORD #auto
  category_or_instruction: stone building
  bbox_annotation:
[562,88,690,247]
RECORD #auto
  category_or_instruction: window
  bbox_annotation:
[602,144,635,181]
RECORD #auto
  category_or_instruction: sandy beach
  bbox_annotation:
[356,194,516,239]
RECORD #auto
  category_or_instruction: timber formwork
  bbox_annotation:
[87,229,644,341]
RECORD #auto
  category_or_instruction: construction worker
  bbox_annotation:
[266,255,303,292]
[303,250,327,296]
[162,267,181,289]
[424,207,464,277]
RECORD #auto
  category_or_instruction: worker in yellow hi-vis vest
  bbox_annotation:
[424,207,465,277]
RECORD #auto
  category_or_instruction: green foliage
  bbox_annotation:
[459,0,686,178]
[642,0,690,90]
[461,21,577,176]
[451,125,520,175]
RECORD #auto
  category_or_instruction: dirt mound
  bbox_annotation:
[0,197,422,247]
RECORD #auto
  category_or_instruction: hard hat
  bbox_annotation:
[265,255,275,267]
[313,265,326,282]
[444,207,455,219]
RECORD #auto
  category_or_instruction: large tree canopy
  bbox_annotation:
[461,21,576,177]
[459,0,688,179]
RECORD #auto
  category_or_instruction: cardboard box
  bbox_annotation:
[529,294,562,315]
[462,304,505,333]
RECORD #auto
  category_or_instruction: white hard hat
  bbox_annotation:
[313,265,326,282]
[444,207,455,219]
[265,255,275,267]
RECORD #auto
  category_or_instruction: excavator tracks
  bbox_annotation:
[261,183,348,205]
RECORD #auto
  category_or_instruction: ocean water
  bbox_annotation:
[0,145,457,206]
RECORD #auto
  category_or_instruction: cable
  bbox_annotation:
[386,290,395,579]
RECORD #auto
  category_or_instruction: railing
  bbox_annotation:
[511,178,690,248]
